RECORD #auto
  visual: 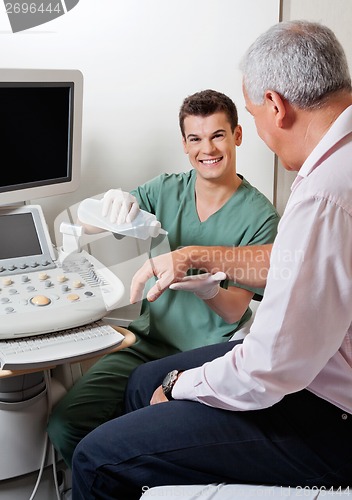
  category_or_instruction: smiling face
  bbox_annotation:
[182,112,242,182]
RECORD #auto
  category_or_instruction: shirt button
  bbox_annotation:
[341,413,348,420]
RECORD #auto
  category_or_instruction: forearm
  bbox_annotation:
[205,287,254,324]
[130,244,272,304]
[180,244,272,288]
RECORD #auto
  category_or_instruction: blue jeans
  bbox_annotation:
[72,341,352,500]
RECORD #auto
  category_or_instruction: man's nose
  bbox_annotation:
[201,139,216,155]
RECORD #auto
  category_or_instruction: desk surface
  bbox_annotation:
[104,302,141,327]
[0,326,136,379]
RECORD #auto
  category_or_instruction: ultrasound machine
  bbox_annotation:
[0,68,155,499]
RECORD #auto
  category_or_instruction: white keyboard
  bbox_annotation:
[0,320,125,370]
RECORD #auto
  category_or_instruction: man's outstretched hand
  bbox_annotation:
[130,248,190,303]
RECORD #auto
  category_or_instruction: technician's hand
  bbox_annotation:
[169,271,226,300]
[102,189,140,225]
[130,248,191,304]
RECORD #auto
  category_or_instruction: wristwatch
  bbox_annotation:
[162,369,181,400]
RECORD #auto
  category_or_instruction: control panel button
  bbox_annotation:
[67,293,79,302]
[72,280,83,289]
[30,295,51,306]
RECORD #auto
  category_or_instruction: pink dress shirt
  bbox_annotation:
[173,105,352,415]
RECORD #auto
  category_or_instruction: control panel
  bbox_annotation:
[0,205,125,339]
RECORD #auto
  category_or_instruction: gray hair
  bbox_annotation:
[240,20,352,109]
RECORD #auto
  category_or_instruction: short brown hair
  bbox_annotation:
[179,89,238,138]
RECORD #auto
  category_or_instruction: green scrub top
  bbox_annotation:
[129,170,279,352]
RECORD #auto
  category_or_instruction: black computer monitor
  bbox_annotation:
[0,68,83,206]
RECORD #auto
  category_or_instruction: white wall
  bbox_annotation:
[2,1,351,226]
[0,0,279,239]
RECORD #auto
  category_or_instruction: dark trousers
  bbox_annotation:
[72,341,352,500]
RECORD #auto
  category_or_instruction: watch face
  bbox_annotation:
[162,370,179,397]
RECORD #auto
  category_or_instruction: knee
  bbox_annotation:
[125,361,163,412]
[129,356,168,390]
[125,363,148,412]
[47,403,77,467]
[128,362,148,391]
[47,404,65,446]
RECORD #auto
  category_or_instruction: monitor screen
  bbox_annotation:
[0,69,83,206]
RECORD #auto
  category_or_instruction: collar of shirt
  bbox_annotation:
[291,104,352,192]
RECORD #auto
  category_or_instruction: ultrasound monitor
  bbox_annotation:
[0,204,56,275]
[0,68,83,206]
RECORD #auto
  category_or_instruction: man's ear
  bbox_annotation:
[234,124,243,146]
[265,90,286,128]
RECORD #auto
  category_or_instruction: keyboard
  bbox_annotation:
[0,320,125,370]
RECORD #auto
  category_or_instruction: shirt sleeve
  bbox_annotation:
[130,174,165,213]
[173,196,352,410]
